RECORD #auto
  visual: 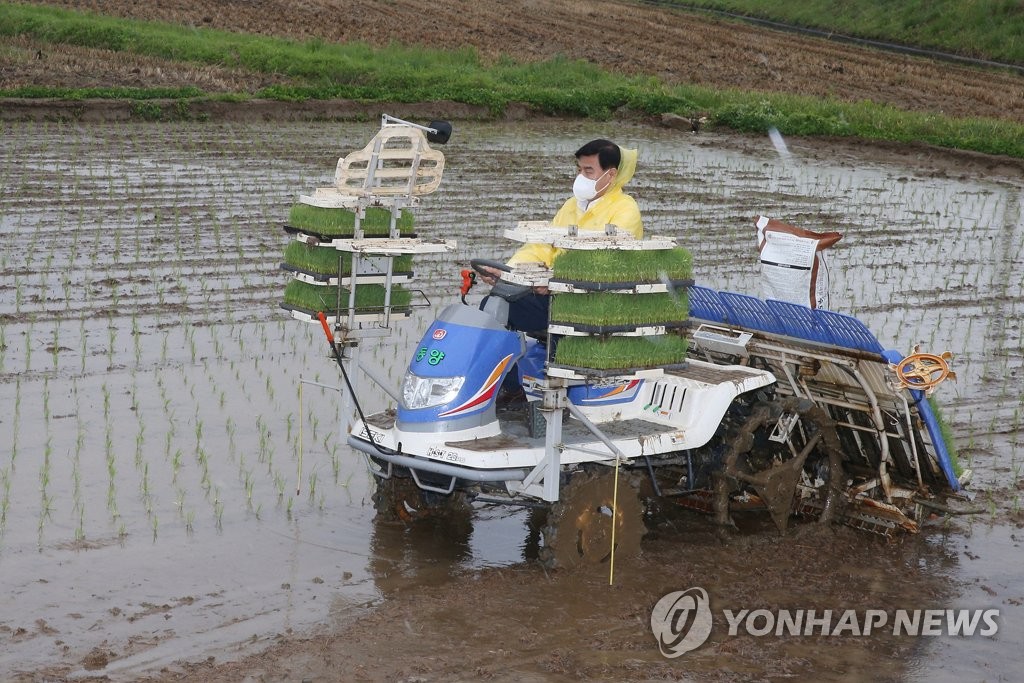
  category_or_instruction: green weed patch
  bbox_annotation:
[674,1,1024,66]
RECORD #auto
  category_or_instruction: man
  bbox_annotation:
[482,139,642,333]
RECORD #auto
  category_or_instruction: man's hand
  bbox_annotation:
[478,265,504,286]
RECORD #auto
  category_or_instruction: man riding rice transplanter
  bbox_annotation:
[479,138,643,334]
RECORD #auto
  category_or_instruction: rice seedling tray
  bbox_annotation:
[287,203,415,235]
[284,224,420,243]
[552,248,693,283]
[546,363,687,380]
[553,334,689,372]
[307,237,456,254]
[547,321,690,336]
[503,222,675,250]
[298,192,420,210]
[548,278,694,294]
[503,263,553,287]
[282,243,414,276]
[281,303,413,325]
[283,279,417,313]
[549,291,688,328]
[279,263,414,287]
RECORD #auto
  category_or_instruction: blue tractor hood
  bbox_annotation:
[397,303,523,432]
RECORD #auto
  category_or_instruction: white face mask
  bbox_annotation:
[572,169,611,204]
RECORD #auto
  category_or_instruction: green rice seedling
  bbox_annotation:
[282,242,413,277]
[24,323,32,372]
[42,378,50,423]
[0,467,9,531]
[554,335,689,370]
[171,449,182,481]
[76,319,85,371]
[282,281,412,313]
[194,417,204,450]
[107,475,119,521]
[330,445,341,483]
[550,291,688,326]
[552,247,693,283]
[308,471,318,502]
[49,325,59,370]
[132,316,141,366]
[106,323,115,368]
[244,469,255,506]
[287,204,413,238]
[135,424,145,467]
[41,437,52,485]
[10,378,20,466]
[174,486,185,517]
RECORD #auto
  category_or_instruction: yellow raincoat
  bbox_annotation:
[508,147,642,268]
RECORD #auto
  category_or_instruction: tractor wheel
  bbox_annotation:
[539,467,645,570]
[713,395,845,533]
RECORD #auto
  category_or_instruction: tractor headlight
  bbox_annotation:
[402,373,464,409]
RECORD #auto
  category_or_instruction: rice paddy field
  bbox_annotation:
[1,119,1022,681]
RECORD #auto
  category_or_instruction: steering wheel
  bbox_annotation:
[470,258,512,279]
[468,258,532,302]
[893,352,953,392]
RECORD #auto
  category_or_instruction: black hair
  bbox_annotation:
[575,139,621,171]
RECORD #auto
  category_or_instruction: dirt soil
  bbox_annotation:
[5,0,1024,123]
[136,519,963,683]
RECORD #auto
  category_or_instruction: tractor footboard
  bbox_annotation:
[347,435,529,492]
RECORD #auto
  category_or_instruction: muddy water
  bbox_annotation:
[0,120,1021,681]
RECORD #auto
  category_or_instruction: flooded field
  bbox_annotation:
[0,120,1022,681]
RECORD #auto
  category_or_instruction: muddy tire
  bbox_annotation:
[539,468,644,570]
[714,396,844,533]
[371,474,470,522]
